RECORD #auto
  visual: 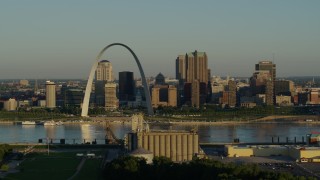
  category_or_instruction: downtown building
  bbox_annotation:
[105,82,119,110]
[255,61,276,105]
[61,85,84,108]
[220,80,237,108]
[176,50,210,108]
[95,60,115,107]
[45,81,56,108]
[151,73,177,108]
[250,60,276,106]
[118,71,135,104]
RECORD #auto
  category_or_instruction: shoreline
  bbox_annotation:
[0,115,319,125]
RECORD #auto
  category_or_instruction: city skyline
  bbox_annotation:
[0,1,320,79]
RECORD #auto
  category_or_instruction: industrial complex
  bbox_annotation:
[125,114,203,162]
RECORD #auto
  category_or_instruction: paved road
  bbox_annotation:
[68,157,87,180]
[102,148,120,168]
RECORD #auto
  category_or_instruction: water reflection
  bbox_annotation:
[80,124,93,143]
[0,123,319,144]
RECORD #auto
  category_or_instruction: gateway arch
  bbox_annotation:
[81,43,154,117]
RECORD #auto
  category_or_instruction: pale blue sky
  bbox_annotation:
[0,0,319,79]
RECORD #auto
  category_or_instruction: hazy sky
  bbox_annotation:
[0,0,319,79]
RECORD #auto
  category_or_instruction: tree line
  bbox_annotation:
[103,156,316,180]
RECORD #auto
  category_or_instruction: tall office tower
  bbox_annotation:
[191,80,200,108]
[96,60,114,81]
[184,50,208,108]
[95,60,114,106]
[95,81,106,106]
[255,61,276,104]
[228,80,237,107]
[45,81,56,108]
[250,71,271,95]
[176,55,186,86]
[34,79,39,94]
[119,71,135,102]
[255,61,276,82]
[265,80,274,105]
[105,82,119,110]
[168,85,178,107]
[185,50,208,83]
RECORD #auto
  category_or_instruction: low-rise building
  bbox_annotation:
[276,95,293,106]
[225,145,320,163]
[4,98,17,111]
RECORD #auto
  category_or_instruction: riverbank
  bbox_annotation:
[166,116,320,125]
[0,115,319,125]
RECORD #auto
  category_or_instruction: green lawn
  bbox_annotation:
[5,153,81,180]
[73,159,104,180]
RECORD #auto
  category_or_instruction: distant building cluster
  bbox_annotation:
[0,56,320,112]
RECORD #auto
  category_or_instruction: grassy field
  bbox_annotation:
[73,159,104,180]
[5,152,81,180]
[4,150,107,180]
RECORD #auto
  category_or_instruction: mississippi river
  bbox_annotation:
[0,122,319,144]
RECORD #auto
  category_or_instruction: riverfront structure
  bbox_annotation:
[127,131,199,162]
[126,114,200,162]
[225,145,320,163]
[45,81,56,108]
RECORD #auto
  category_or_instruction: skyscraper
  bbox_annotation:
[45,81,56,108]
[105,82,119,110]
[176,55,186,86]
[95,60,114,106]
[265,80,274,105]
[255,61,276,82]
[186,50,208,84]
[250,71,271,95]
[186,51,208,107]
[228,80,237,107]
[191,79,200,108]
[255,61,276,105]
[96,60,114,82]
[119,71,135,102]
[175,50,209,108]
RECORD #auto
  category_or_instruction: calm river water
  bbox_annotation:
[0,122,319,144]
